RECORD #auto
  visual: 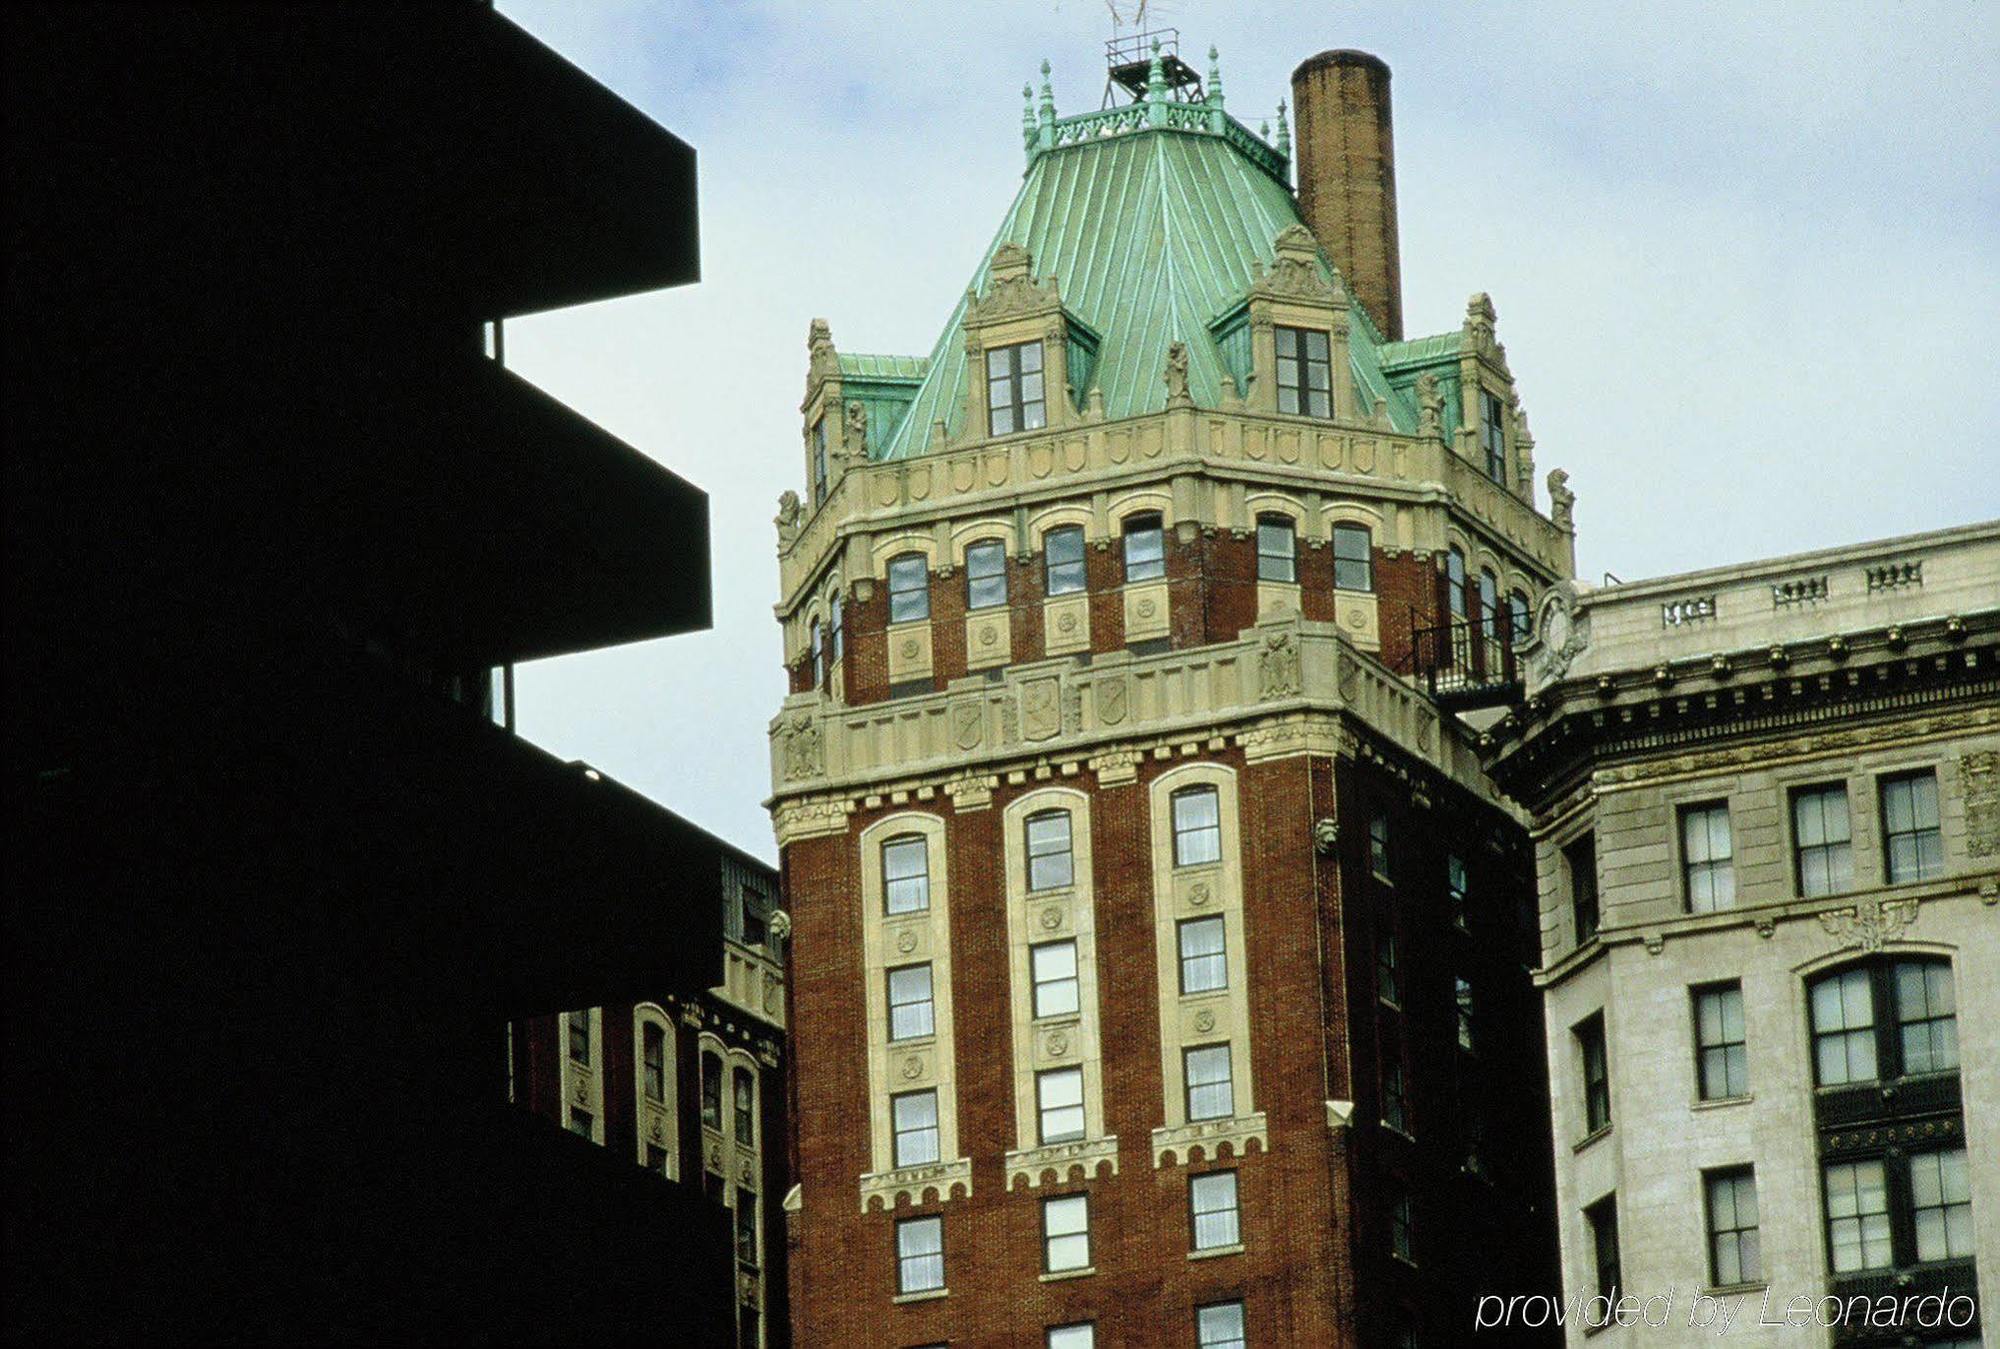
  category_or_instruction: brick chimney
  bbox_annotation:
[1289,50,1403,341]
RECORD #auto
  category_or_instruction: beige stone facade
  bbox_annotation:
[1489,521,2000,1347]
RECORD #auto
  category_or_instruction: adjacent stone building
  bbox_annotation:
[769,38,1566,1347]
[1486,523,2000,1345]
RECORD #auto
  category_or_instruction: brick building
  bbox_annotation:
[768,39,1565,1347]
[510,835,793,1348]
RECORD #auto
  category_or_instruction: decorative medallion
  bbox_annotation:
[1039,905,1064,931]
[1194,1009,1217,1034]
[1058,612,1079,634]
[980,625,999,646]
[1188,882,1213,907]
[1045,1030,1071,1058]
[901,1054,925,1081]
[1136,598,1157,619]
[896,928,919,954]
[572,1075,588,1103]
[650,1116,665,1141]
[900,638,920,659]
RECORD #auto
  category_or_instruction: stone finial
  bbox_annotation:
[1464,292,1498,348]
[1547,468,1575,532]
[1164,341,1192,408]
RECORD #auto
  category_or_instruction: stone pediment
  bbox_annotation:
[967,241,1062,327]
[1249,223,1344,307]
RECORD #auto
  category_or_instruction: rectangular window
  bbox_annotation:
[966,539,1008,609]
[812,416,828,502]
[987,339,1046,436]
[829,591,844,664]
[1577,1014,1611,1134]
[1025,810,1074,891]
[1910,1147,1973,1261]
[1446,547,1467,618]
[1043,525,1086,595]
[1122,513,1165,582]
[1332,523,1373,591]
[1172,786,1222,866]
[1693,982,1749,1100]
[1895,959,1959,1075]
[1447,853,1469,930]
[733,1067,755,1146]
[567,1008,592,1066]
[644,1142,668,1175]
[882,835,930,915]
[1455,977,1475,1053]
[1184,1044,1234,1121]
[888,963,935,1041]
[1042,1193,1090,1272]
[1275,325,1332,418]
[735,1187,758,1266]
[1680,802,1735,913]
[1586,1196,1621,1300]
[1381,1058,1408,1133]
[701,1051,722,1129]
[1178,916,1228,994]
[887,552,930,624]
[1196,1301,1248,1349]
[1508,588,1532,647]
[1705,1167,1761,1287]
[1189,1171,1241,1251]
[1481,389,1507,482]
[1036,1066,1085,1144]
[1046,1326,1095,1349]
[1880,769,1944,883]
[1478,568,1500,634]
[1390,1188,1414,1261]
[896,1215,945,1293]
[891,1090,940,1167]
[1375,931,1400,1006]
[642,1022,667,1102]
[1824,1159,1892,1273]
[1369,812,1391,881]
[1030,940,1079,1018]
[1255,516,1296,582]
[1566,833,1599,942]
[567,1107,593,1139]
[1811,967,1878,1086]
[1791,783,1853,897]
[809,619,824,686]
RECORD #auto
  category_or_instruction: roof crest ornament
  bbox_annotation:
[1250,224,1341,305]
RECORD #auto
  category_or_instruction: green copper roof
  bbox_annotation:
[1377,332,1466,370]
[874,81,1417,460]
[836,353,929,380]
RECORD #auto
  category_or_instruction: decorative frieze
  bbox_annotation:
[1152,1112,1268,1168]
[858,1157,973,1214]
[1005,1136,1120,1191]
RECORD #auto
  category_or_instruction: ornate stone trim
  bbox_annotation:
[1816,898,1920,953]
[859,1156,973,1213]
[1005,1135,1120,1191]
[1152,1112,1269,1168]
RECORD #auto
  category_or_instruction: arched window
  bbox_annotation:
[642,1020,668,1103]
[1044,526,1086,596]
[966,539,1008,609]
[1332,523,1373,591]
[1809,957,1958,1087]
[732,1065,756,1146]
[1446,546,1468,618]
[1122,513,1165,583]
[1508,589,1532,647]
[829,591,845,664]
[811,416,828,503]
[809,619,823,685]
[1255,514,1296,583]
[1478,568,1500,632]
[1025,809,1074,892]
[882,834,930,914]
[887,552,930,624]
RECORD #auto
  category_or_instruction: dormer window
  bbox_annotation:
[1275,326,1331,418]
[1123,513,1165,583]
[987,339,1046,436]
[811,415,829,503]
[1480,390,1506,482]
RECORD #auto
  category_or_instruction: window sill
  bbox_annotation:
[893,1288,949,1305]
[1703,1282,1766,1297]
[1380,1123,1414,1143]
[1039,1266,1096,1283]
[1572,1124,1612,1155]
[1188,1243,1244,1262]
[1691,1093,1752,1112]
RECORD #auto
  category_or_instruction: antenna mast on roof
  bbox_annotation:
[1101,1,1203,107]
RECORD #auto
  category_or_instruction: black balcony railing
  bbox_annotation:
[1399,613,1522,710]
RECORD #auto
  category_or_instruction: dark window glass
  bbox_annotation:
[888,963,935,1041]
[1178,916,1227,994]
[568,1107,593,1138]
[892,1090,940,1167]
[701,1051,722,1129]
[567,1008,592,1066]
[1446,547,1467,618]
[1478,568,1500,633]
[1376,931,1400,1006]
[1706,1167,1761,1286]
[1044,526,1086,595]
[1122,513,1165,582]
[1189,1171,1240,1251]
[1566,834,1599,943]
[882,835,930,914]
[809,618,823,685]
[1681,802,1735,913]
[896,1215,944,1293]
[1481,389,1507,482]
[1185,1044,1234,1121]
[1036,1066,1085,1143]
[1880,769,1944,883]
[1792,783,1853,897]
[735,1187,758,1266]
[812,416,828,502]
[966,539,1008,609]
[1508,588,1532,647]
[1276,325,1332,418]
[642,1022,667,1102]
[1586,1196,1621,1302]
[1332,523,1373,591]
[1381,1058,1408,1133]
[1390,1188,1413,1260]
[644,1142,668,1175]
[1256,515,1296,582]
[1172,786,1222,866]
[1447,853,1469,929]
[1455,977,1475,1053]
[1578,1014,1611,1133]
[1025,810,1074,891]
[1030,940,1079,1018]
[1369,812,1391,880]
[1694,982,1748,1100]
[987,339,1047,436]
[887,552,930,624]
[733,1067,755,1146]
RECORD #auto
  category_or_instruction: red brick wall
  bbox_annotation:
[1372,550,1442,674]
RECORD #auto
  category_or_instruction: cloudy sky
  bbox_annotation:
[498,0,1999,861]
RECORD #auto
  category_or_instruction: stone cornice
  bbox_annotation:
[1004,1135,1120,1191]
[1152,1112,1268,1168]
[858,1156,973,1214]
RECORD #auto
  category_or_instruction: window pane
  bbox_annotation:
[888,553,931,623]
[893,1090,940,1166]
[1031,940,1079,1018]
[1824,1160,1892,1273]
[888,963,935,1041]
[1882,770,1944,883]
[967,540,1008,609]
[1897,959,1959,1075]
[883,835,930,914]
[1256,517,1296,582]
[1508,590,1532,646]
[1043,1194,1090,1271]
[1197,1301,1247,1349]
[1706,1169,1760,1285]
[1811,968,1878,1086]
[1332,524,1373,591]
[1173,787,1222,866]
[1019,340,1042,373]
[1123,515,1165,582]
[1046,1327,1095,1349]
[1695,984,1748,1100]
[1186,1044,1234,1120]
[897,1216,944,1293]
[1026,810,1074,891]
[1045,526,1086,595]
[1037,1067,1085,1143]
[1190,1171,1240,1250]
[1179,916,1228,994]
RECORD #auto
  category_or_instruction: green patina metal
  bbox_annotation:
[835,352,928,454]
[870,51,1447,461]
